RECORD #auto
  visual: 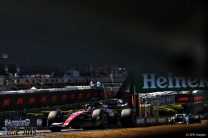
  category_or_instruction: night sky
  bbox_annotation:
[0,1,207,74]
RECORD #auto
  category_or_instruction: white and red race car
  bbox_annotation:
[47,99,136,132]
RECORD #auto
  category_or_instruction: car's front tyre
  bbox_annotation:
[120,108,136,127]
[92,109,108,129]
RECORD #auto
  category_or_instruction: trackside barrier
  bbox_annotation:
[0,117,48,129]
[0,88,107,111]
[136,117,171,126]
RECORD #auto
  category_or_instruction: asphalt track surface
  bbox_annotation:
[0,128,116,138]
[1,122,207,138]
[37,128,117,136]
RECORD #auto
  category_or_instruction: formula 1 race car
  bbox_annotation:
[47,99,136,132]
[169,114,201,124]
[174,114,189,124]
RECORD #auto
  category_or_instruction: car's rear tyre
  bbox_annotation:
[47,110,63,127]
[48,111,59,126]
[120,108,136,127]
[92,109,108,129]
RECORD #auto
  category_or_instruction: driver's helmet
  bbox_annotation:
[118,99,124,104]
[83,104,94,110]
[93,101,101,108]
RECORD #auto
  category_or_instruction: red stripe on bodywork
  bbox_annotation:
[63,110,87,127]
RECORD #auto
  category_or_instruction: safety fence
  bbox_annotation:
[136,117,172,126]
[0,88,118,112]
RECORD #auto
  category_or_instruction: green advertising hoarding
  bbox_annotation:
[136,73,208,92]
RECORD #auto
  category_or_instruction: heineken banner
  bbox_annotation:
[136,73,208,92]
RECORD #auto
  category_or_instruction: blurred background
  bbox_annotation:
[0,0,207,76]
